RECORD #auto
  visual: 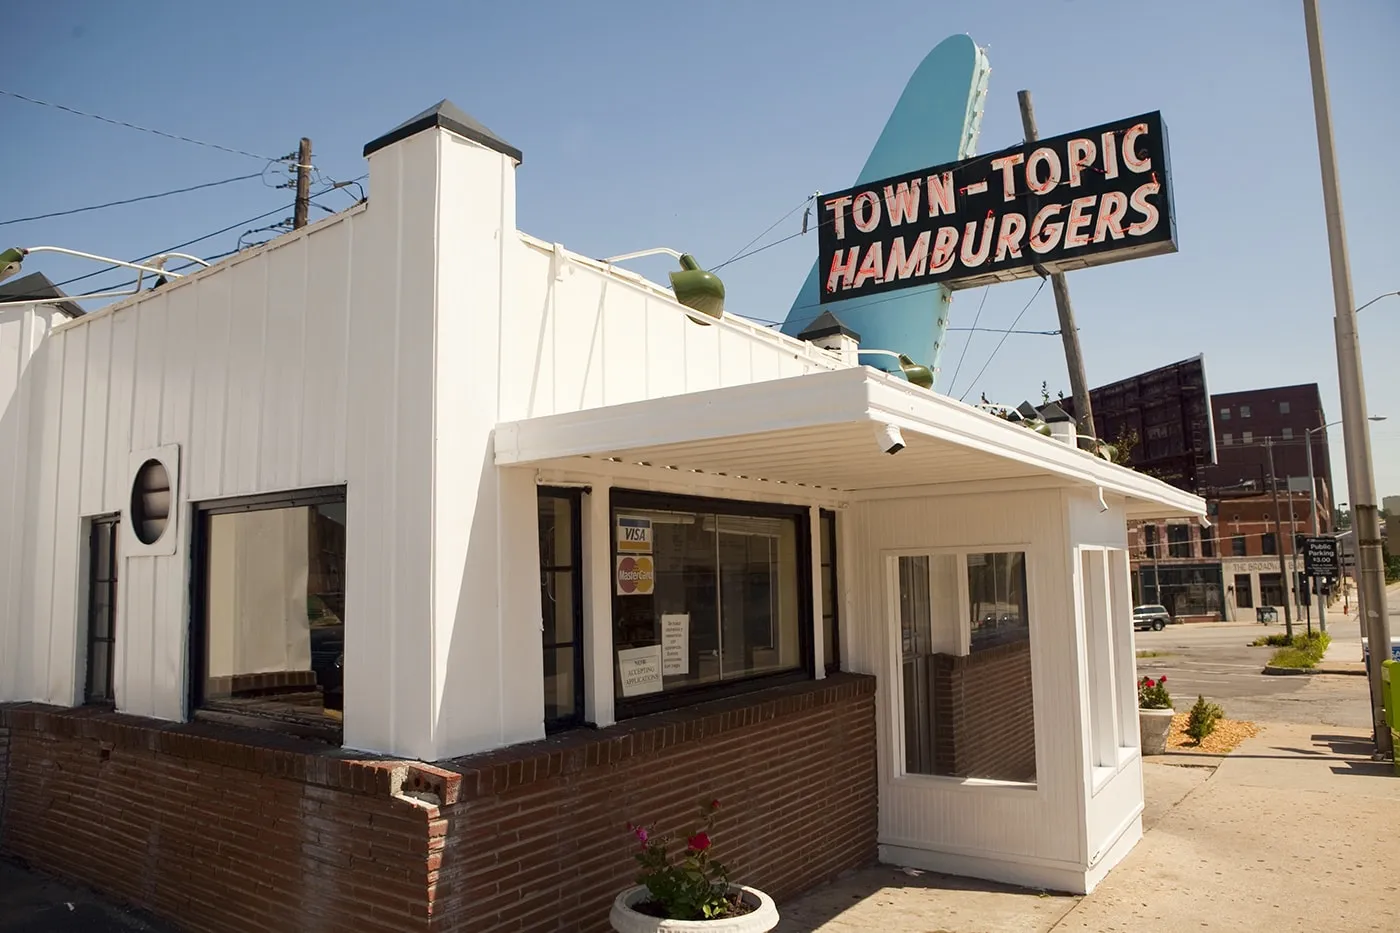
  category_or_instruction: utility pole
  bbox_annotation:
[1266,439,1294,637]
[293,137,312,230]
[1017,90,1095,450]
[1303,0,1392,756]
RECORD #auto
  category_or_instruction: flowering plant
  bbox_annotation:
[626,799,736,920]
[1138,675,1172,709]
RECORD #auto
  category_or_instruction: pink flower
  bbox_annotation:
[710,799,721,810]
[688,832,711,853]
[633,825,649,846]
[1158,675,1166,684]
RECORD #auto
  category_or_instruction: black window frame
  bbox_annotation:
[1234,574,1254,609]
[820,508,840,674]
[188,485,347,743]
[1232,535,1247,557]
[538,486,587,733]
[1166,524,1192,558]
[85,514,121,707]
[1261,532,1277,555]
[609,488,814,720]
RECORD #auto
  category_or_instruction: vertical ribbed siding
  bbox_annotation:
[847,489,1084,867]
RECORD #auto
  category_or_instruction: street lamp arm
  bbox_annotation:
[1354,290,1400,314]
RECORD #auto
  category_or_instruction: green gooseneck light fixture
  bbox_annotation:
[894,353,935,390]
[0,247,25,283]
[668,253,725,324]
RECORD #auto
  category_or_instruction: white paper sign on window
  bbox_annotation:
[661,613,689,675]
[617,645,663,697]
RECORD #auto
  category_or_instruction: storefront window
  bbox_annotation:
[897,550,1036,783]
[193,488,346,737]
[820,510,840,673]
[968,552,1029,652]
[539,489,584,731]
[1234,574,1254,609]
[1259,573,1286,607]
[610,492,809,715]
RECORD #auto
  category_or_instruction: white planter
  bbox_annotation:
[1139,707,1175,755]
[609,885,779,933]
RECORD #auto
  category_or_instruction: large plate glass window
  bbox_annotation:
[192,488,346,739]
[610,491,811,716]
[894,549,1036,783]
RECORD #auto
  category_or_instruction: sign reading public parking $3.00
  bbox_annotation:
[1302,536,1339,577]
[818,111,1176,301]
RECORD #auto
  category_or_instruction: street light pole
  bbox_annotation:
[1265,439,1294,638]
[1303,0,1392,756]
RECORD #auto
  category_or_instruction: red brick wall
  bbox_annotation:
[931,641,1036,782]
[429,673,878,931]
[1,674,877,932]
[0,706,440,933]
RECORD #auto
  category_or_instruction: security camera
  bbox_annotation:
[875,422,905,455]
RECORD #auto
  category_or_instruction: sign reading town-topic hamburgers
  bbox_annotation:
[818,111,1176,301]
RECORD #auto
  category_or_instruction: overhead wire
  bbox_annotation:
[0,172,263,228]
[0,89,278,161]
[946,286,991,397]
[957,277,1049,402]
[712,195,816,272]
[51,178,364,291]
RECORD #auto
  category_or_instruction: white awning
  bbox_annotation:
[495,367,1205,519]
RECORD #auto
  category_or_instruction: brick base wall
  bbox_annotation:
[432,673,878,931]
[0,674,877,932]
[932,641,1036,781]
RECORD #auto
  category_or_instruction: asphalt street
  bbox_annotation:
[1133,584,1399,729]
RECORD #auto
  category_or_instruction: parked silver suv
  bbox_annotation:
[1132,604,1173,631]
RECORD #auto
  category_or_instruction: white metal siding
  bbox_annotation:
[848,489,1085,868]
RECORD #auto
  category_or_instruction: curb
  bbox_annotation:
[1311,665,1368,676]
[1262,665,1312,676]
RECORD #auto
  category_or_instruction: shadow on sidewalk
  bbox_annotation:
[773,864,1077,933]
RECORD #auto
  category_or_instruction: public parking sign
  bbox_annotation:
[1303,536,1339,576]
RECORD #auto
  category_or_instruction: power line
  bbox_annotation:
[713,195,815,272]
[946,286,990,397]
[0,173,262,228]
[958,278,1048,402]
[0,89,277,161]
[51,178,363,291]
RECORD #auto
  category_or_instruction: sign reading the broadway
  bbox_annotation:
[818,112,1176,301]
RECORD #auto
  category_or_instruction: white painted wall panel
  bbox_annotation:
[188,270,232,500]
[299,219,351,487]
[78,315,112,515]
[47,328,88,706]
[103,310,136,508]
[22,337,64,703]
[129,297,167,452]
[223,258,269,496]
[599,285,649,407]
[850,490,1083,868]
[260,239,308,492]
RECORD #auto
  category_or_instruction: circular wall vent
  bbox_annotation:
[130,458,172,545]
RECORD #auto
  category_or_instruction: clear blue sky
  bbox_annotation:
[5,1,1398,501]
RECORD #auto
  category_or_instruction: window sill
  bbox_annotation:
[893,772,1038,794]
[193,706,342,745]
[613,668,811,721]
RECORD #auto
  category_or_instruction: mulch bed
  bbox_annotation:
[1168,714,1258,754]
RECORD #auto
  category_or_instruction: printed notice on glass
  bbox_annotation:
[661,613,689,675]
[617,645,663,697]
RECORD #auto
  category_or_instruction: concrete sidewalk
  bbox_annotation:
[776,724,1400,932]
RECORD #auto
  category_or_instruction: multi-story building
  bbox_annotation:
[1130,490,1320,622]
[1204,384,1334,508]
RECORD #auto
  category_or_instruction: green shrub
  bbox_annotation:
[1185,696,1223,743]
[1268,646,1318,668]
[1252,633,1293,647]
